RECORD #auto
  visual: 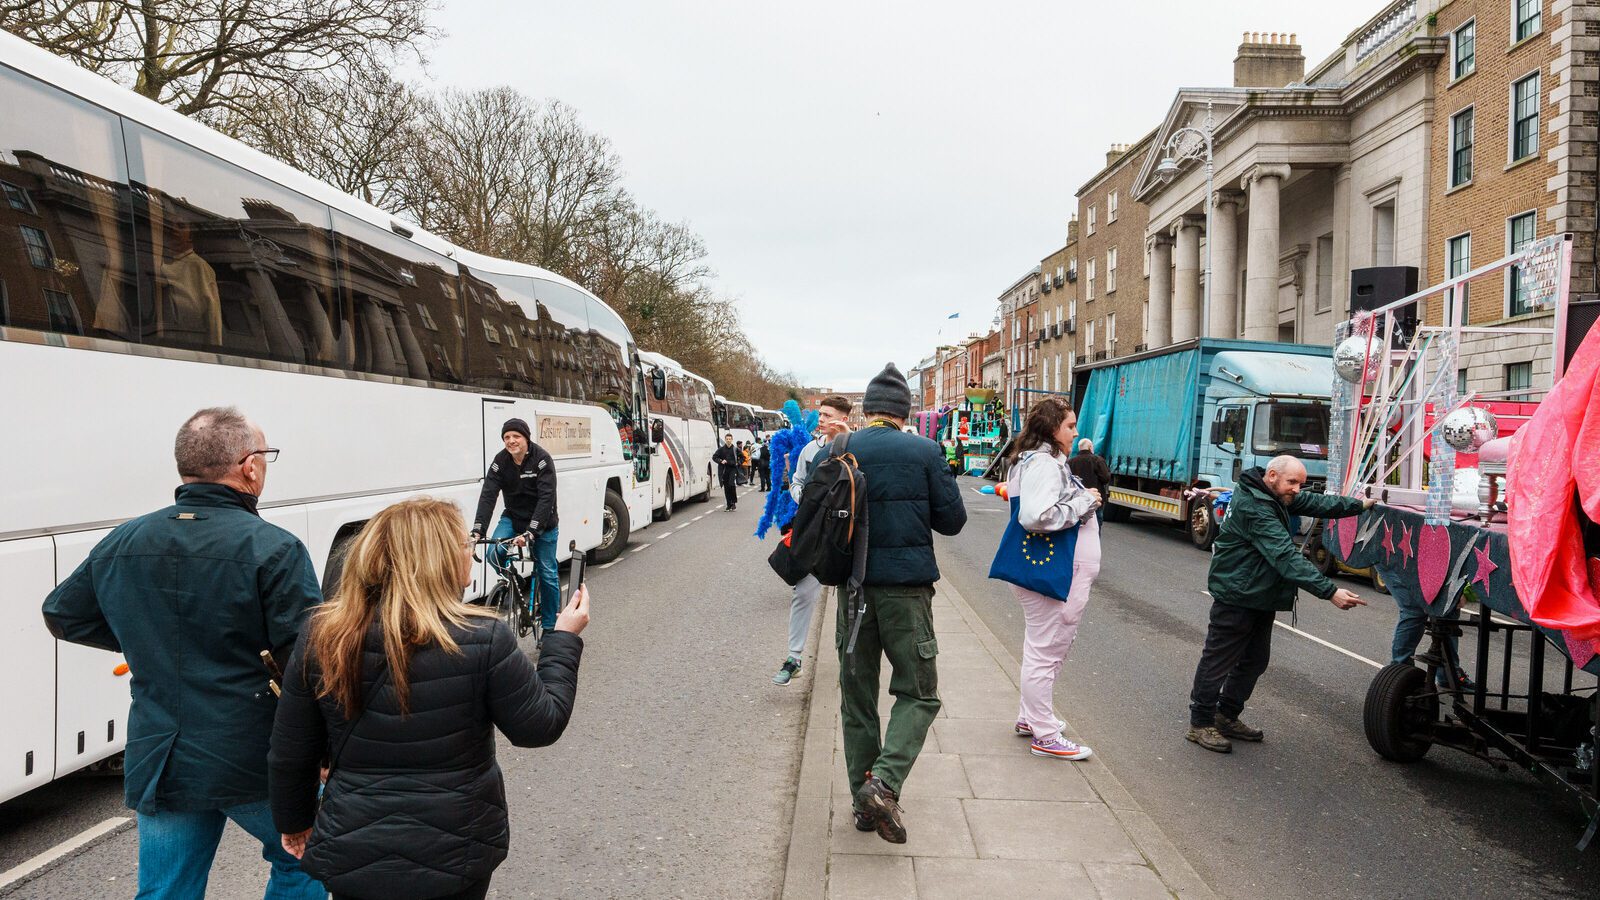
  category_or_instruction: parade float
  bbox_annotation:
[1321,233,1600,845]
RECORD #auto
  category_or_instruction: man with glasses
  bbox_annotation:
[43,407,324,899]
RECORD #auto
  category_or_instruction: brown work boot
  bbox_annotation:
[1185,725,1233,753]
[1214,713,1264,742]
[854,774,907,844]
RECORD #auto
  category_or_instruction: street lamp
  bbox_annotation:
[1154,99,1216,339]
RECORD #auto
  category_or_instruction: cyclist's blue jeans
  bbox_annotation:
[1385,564,1460,685]
[490,516,560,631]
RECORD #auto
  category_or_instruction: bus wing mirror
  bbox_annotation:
[649,368,666,400]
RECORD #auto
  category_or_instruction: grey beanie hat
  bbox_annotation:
[862,363,913,419]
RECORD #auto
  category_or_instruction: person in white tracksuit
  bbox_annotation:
[772,396,854,685]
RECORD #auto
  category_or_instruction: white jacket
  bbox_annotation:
[1008,445,1098,532]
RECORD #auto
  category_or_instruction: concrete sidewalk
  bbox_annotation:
[781,578,1215,900]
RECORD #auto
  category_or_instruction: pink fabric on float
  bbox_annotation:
[1507,323,1600,641]
[1417,524,1451,606]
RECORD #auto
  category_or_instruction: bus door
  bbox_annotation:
[0,537,58,803]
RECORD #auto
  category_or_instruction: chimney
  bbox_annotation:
[1234,30,1305,88]
[1105,142,1129,167]
[1067,213,1078,244]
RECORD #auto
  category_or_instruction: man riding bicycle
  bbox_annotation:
[472,418,560,637]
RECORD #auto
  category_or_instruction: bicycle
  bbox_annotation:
[473,537,542,645]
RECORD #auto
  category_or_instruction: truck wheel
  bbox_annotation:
[1103,503,1132,523]
[1188,502,1217,550]
[1363,664,1435,763]
[591,489,630,564]
[1370,566,1391,594]
[1307,541,1338,576]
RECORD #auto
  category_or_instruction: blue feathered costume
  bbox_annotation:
[755,399,817,539]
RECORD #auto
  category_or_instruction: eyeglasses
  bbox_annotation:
[239,448,280,465]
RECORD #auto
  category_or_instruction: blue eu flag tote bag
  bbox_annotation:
[987,496,1078,601]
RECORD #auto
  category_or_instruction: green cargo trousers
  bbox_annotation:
[837,584,941,799]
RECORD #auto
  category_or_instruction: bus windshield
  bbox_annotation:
[1252,402,1329,460]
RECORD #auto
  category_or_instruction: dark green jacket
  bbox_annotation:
[847,424,967,586]
[1207,468,1366,611]
[42,483,321,813]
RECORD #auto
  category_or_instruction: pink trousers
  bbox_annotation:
[1013,516,1100,744]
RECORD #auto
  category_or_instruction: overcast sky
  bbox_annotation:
[425,1,1376,391]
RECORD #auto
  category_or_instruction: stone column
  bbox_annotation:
[1173,215,1204,342]
[1209,190,1243,339]
[1244,163,1291,341]
[1331,164,1352,322]
[1147,233,1174,347]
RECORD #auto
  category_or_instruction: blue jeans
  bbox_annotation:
[1386,565,1460,685]
[136,798,324,900]
[489,516,560,631]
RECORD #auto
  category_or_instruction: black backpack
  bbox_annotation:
[789,433,869,587]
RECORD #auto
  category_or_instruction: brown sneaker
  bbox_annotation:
[1185,725,1233,753]
[1214,713,1264,742]
[854,774,907,844]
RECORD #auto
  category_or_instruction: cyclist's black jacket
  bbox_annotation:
[472,445,558,537]
[269,618,581,896]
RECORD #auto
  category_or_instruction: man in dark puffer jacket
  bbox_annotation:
[269,616,580,898]
[838,363,966,845]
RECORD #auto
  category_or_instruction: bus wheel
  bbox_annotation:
[1188,502,1217,550]
[654,480,675,521]
[591,489,629,564]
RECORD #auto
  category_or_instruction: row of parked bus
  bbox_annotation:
[0,31,784,804]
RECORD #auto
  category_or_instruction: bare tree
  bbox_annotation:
[220,65,426,210]
[506,101,623,275]
[0,0,436,118]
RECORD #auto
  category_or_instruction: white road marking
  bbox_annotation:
[658,531,674,539]
[0,816,131,889]
[597,559,623,570]
[1200,590,1383,670]
[631,542,651,552]
[675,522,692,530]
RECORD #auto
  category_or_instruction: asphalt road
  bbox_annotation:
[937,476,1600,900]
[1,482,813,899]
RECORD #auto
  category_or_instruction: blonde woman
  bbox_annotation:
[269,498,588,900]
[1005,397,1101,761]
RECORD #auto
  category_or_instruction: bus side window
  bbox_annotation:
[0,66,136,341]
[331,213,459,383]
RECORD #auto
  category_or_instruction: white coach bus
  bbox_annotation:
[714,395,760,446]
[640,351,716,519]
[0,32,657,803]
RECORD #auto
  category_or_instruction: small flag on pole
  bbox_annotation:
[947,312,960,319]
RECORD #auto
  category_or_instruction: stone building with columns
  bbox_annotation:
[1036,218,1079,395]
[1075,134,1156,368]
[1134,22,1444,352]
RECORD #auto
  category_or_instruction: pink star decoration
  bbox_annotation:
[1398,522,1414,566]
[1471,544,1498,591]
[1381,521,1395,559]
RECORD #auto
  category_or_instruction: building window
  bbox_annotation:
[1449,107,1474,187]
[1107,312,1116,352]
[1457,369,1468,394]
[1069,297,1077,319]
[1505,361,1533,398]
[1453,20,1475,79]
[1511,72,1540,161]
[1446,233,1471,324]
[1087,205,1097,235]
[502,324,520,348]
[454,314,466,337]
[1086,259,1096,301]
[414,303,438,331]
[2,180,34,212]
[482,319,501,344]
[1108,191,1119,223]
[1514,0,1541,42]
[43,289,81,334]
[1372,202,1396,268]
[1507,212,1536,316]
[20,225,52,268]
[1106,248,1118,293]
[1087,318,1095,348]
[1315,234,1333,313]
[1055,355,1061,391]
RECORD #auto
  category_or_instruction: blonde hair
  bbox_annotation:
[308,497,494,716]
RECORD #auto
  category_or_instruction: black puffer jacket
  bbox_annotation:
[846,424,967,585]
[269,618,580,898]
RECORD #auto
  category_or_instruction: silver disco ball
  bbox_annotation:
[1440,406,1499,453]
[1333,335,1381,384]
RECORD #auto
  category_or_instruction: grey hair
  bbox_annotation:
[1265,455,1303,476]
[1077,438,1093,452]
[174,407,257,480]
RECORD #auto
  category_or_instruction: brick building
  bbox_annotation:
[997,266,1041,418]
[1036,218,1079,395]
[1076,134,1155,369]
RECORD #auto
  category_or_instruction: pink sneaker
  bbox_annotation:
[1030,736,1093,760]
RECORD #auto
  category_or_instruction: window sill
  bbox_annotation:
[1507,31,1543,55]
[1448,69,1475,88]
[1504,154,1538,173]
[1445,179,1474,195]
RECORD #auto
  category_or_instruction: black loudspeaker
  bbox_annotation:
[1566,299,1600,370]
[1350,266,1419,347]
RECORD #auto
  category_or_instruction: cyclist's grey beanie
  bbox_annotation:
[863,363,912,419]
[502,418,532,441]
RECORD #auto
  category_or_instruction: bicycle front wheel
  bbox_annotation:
[506,578,534,639]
